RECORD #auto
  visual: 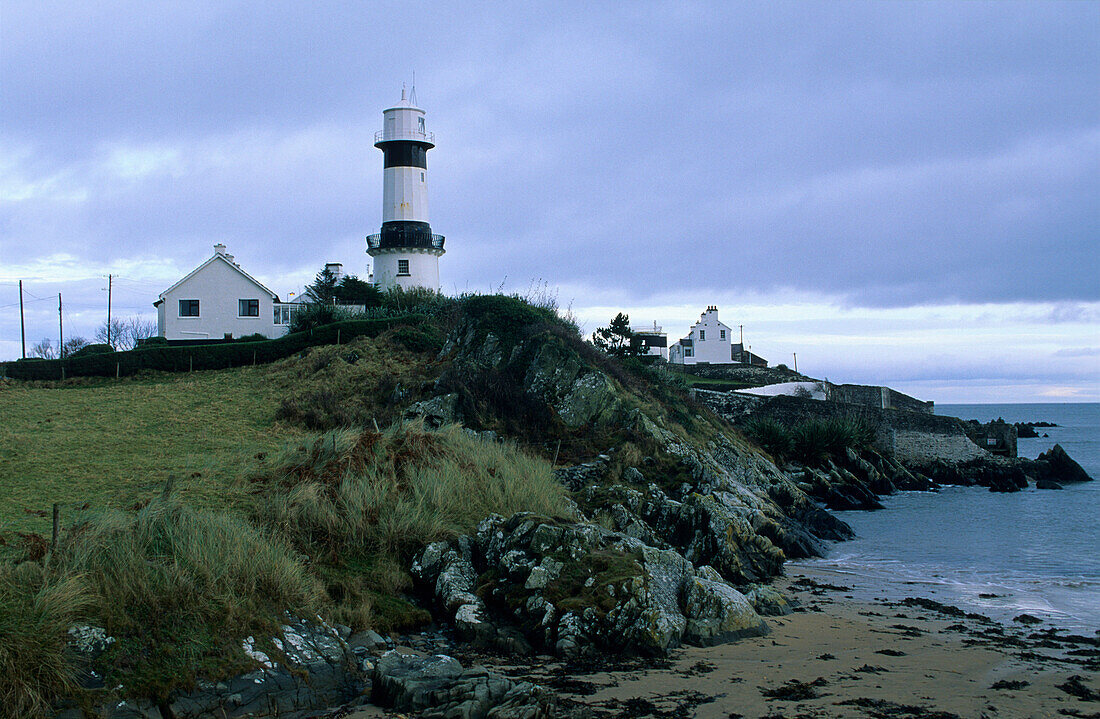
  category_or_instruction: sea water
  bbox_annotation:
[791,403,1100,631]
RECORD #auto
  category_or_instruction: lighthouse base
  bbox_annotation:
[369,247,444,292]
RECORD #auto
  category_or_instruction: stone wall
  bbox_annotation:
[696,390,986,466]
[828,384,934,414]
[673,364,813,385]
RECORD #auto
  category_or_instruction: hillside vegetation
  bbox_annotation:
[0,290,859,716]
[0,369,302,538]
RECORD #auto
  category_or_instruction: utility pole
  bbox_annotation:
[106,274,113,348]
[18,280,26,359]
[793,352,798,373]
[58,293,64,358]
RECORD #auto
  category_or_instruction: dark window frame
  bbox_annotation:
[179,299,200,317]
[239,298,260,317]
[397,259,411,276]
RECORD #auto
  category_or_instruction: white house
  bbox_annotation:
[668,306,735,364]
[155,244,292,341]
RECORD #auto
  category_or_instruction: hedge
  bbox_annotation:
[0,317,424,381]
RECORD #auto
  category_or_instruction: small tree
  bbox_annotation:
[96,319,126,350]
[334,276,382,306]
[592,312,645,357]
[62,336,89,357]
[96,316,157,350]
[29,338,55,359]
[303,266,340,305]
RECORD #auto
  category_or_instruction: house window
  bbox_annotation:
[421,172,425,182]
[179,299,200,317]
[720,329,726,339]
[699,330,705,341]
[274,305,297,325]
[397,259,410,276]
[685,348,693,357]
[418,116,425,133]
[239,299,259,317]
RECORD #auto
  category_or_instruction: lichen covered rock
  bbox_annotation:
[373,650,550,719]
[413,512,768,657]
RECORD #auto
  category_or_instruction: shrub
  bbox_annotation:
[380,286,456,318]
[744,418,795,461]
[459,294,559,346]
[0,563,89,717]
[288,304,362,333]
[250,422,569,629]
[71,343,115,357]
[237,333,268,343]
[390,324,445,354]
[1,318,419,380]
[53,495,320,704]
[790,416,874,466]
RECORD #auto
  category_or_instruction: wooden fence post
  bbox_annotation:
[51,503,60,554]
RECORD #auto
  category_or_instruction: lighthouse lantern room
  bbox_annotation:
[367,86,444,290]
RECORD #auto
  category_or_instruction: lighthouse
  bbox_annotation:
[367,86,444,290]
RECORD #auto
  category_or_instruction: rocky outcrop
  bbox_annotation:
[58,618,364,719]
[1030,444,1093,484]
[916,457,1028,493]
[372,651,550,719]
[412,513,771,658]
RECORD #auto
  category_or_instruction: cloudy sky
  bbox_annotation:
[1,1,1097,402]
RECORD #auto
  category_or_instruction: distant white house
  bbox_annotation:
[632,322,668,359]
[669,306,735,364]
[154,244,296,341]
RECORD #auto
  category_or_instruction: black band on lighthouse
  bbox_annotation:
[379,220,435,249]
[381,142,428,169]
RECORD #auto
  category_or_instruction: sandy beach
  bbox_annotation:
[344,565,1099,718]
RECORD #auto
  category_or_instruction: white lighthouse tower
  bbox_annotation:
[367,86,444,290]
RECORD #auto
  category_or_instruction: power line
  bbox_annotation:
[0,297,53,309]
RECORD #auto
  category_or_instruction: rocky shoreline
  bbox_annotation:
[40,303,1097,719]
[313,565,1100,719]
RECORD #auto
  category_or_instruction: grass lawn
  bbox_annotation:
[681,375,754,391]
[0,367,303,541]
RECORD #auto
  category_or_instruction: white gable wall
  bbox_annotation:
[159,257,279,340]
[672,307,734,364]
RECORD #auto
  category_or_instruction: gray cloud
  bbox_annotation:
[1,1,1097,319]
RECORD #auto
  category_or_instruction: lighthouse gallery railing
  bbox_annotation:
[367,234,445,250]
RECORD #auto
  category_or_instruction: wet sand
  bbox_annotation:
[534,566,1100,718]
[343,565,1099,718]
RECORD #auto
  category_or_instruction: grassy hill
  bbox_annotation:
[0,368,303,541]
[0,292,824,715]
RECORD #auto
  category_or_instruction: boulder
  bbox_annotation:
[64,617,364,718]
[682,575,769,645]
[1035,478,1064,490]
[745,584,797,616]
[372,650,550,718]
[413,512,773,657]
